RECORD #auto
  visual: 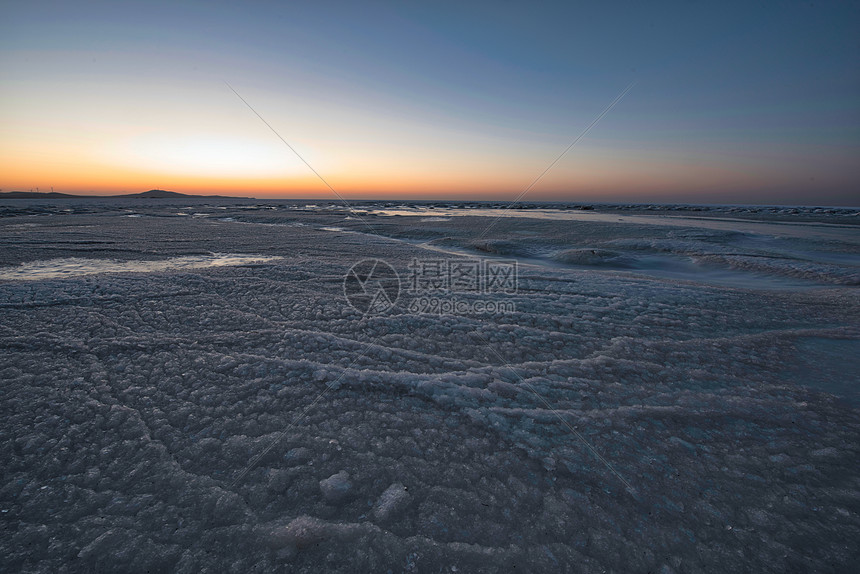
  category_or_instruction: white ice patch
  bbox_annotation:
[373,483,410,521]
[0,254,282,281]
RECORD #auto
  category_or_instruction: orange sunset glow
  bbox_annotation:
[2,1,858,204]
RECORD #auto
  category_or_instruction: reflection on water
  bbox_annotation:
[0,254,282,281]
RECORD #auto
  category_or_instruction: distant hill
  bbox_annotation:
[116,189,190,199]
[0,189,248,199]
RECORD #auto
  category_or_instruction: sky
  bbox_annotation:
[1,0,858,204]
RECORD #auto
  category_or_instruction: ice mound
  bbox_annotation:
[319,471,353,503]
[266,515,332,553]
[551,248,637,268]
[430,237,535,257]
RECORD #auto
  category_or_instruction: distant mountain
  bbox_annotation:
[117,189,190,198]
[0,189,248,199]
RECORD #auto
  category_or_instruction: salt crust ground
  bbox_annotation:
[1,200,858,573]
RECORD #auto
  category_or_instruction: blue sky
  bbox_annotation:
[1,0,858,203]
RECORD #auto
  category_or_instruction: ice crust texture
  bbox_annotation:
[0,199,858,573]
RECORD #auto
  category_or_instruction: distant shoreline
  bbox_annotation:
[0,190,248,200]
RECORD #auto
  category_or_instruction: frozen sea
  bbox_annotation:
[1,198,858,573]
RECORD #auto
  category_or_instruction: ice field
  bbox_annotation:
[1,199,859,572]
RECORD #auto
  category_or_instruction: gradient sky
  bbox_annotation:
[1,1,858,204]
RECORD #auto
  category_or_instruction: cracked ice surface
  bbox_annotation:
[1,200,858,573]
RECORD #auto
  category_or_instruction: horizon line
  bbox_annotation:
[2,190,858,210]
